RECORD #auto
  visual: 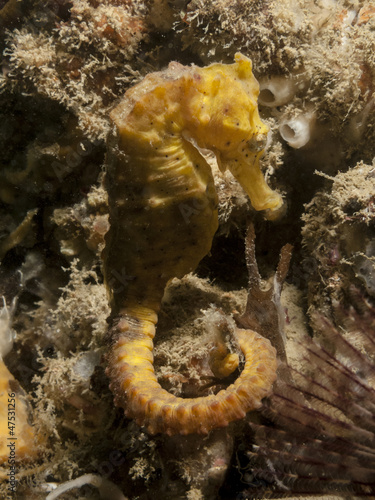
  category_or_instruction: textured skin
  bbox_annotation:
[104,54,281,435]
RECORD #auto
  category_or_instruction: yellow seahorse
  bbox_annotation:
[104,53,283,435]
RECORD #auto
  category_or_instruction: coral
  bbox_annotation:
[278,109,316,149]
[0,257,117,498]
[35,259,109,354]
[258,74,300,108]
[104,54,282,435]
[153,274,247,397]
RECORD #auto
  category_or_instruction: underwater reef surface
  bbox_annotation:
[0,0,375,498]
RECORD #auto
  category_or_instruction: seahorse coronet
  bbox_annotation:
[104,53,281,435]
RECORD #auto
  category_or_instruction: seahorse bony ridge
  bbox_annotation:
[104,53,281,435]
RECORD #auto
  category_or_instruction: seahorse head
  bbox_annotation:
[185,53,266,149]
[183,53,283,219]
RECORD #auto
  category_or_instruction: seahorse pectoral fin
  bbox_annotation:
[224,151,284,220]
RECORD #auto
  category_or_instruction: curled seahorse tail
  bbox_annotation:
[106,307,277,436]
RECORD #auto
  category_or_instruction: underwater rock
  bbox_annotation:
[2,0,150,141]
[302,161,375,322]
[179,0,308,70]
[51,183,109,261]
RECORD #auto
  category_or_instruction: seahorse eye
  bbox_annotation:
[247,133,267,153]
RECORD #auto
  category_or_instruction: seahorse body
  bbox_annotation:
[104,53,282,435]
